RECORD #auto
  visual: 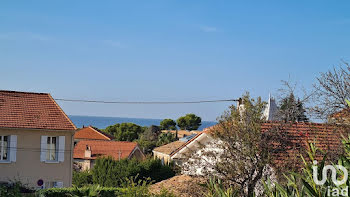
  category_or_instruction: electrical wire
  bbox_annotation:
[54,98,239,104]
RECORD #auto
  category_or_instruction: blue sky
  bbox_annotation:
[1,1,350,121]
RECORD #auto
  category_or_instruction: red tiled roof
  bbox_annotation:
[202,122,346,167]
[74,140,140,160]
[0,90,76,130]
[75,126,114,140]
[261,122,344,167]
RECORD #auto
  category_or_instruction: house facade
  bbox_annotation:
[0,90,76,189]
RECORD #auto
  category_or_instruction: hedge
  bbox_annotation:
[37,187,121,197]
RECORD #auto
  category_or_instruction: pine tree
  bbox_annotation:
[279,93,309,122]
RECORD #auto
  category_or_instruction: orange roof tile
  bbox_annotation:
[0,90,76,130]
[202,122,346,168]
[261,122,344,167]
[74,140,141,160]
[75,126,114,140]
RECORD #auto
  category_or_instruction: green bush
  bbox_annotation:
[37,179,176,197]
[0,181,35,197]
[92,157,175,187]
[72,170,93,187]
[37,186,120,197]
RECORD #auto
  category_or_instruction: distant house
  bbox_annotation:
[152,141,186,164]
[161,130,201,138]
[74,126,114,144]
[0,90,76,189]
[73,140,145,170]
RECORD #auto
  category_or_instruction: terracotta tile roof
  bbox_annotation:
[0,90,76,130]
[75,126,114,140]
[74,140,140,160]
[153,141,186,155]
[261,122,345,167]
[202,122,346,168]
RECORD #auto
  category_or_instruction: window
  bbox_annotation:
[0,136,8,161]
[46,137,57,161]
[41,136,65,163]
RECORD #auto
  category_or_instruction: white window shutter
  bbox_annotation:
[58,136,65,162]
[9,135,17,162]
[40,136,48,162]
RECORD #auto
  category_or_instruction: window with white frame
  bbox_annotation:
[41,136,65,163]
[0,136,9,161]
[46,137,57,161]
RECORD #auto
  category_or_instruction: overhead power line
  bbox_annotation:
[54,98,239,104]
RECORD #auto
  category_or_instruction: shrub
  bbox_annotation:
[0,181,35,197]
[72,170,93,187]
[37,186,120,197]
[92,157,175,187]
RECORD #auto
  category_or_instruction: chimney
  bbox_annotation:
[85,145,91,158]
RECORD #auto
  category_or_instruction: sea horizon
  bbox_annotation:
[69,115,217,131]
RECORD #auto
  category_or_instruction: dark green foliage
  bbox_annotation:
[104,123,144,141]
[38,178,176,197]
[176,114,202,130]
[91,157,175,187]
[38,186,123,197]
[135,138,157,154]
[160,119,177,130]
[279,93,309,122]
[72,170,93,187]
[156,132,176,146]
[0,183,22,197]
[0,181,35,197]
[137,158,175,183]
[140,125,161,142]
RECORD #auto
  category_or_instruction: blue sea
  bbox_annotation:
[69,115,217,131]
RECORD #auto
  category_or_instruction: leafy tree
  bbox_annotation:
[176,114,202,130]
[160,119,177,130]
[105,123,143,141]
[156,132,176,146]
[279,93,309,122]
[183,93,286,196]
[140,125,161,141]
[72,171,93,187]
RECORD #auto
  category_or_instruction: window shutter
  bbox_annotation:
[40,136,48,162]
[9,135,17,162]
[58,136,65,162]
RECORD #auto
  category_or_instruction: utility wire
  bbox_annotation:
[54,98,239,104]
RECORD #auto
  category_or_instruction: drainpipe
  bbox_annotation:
[69,131,74,187]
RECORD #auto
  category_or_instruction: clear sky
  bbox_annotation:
[1,1,350,121]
